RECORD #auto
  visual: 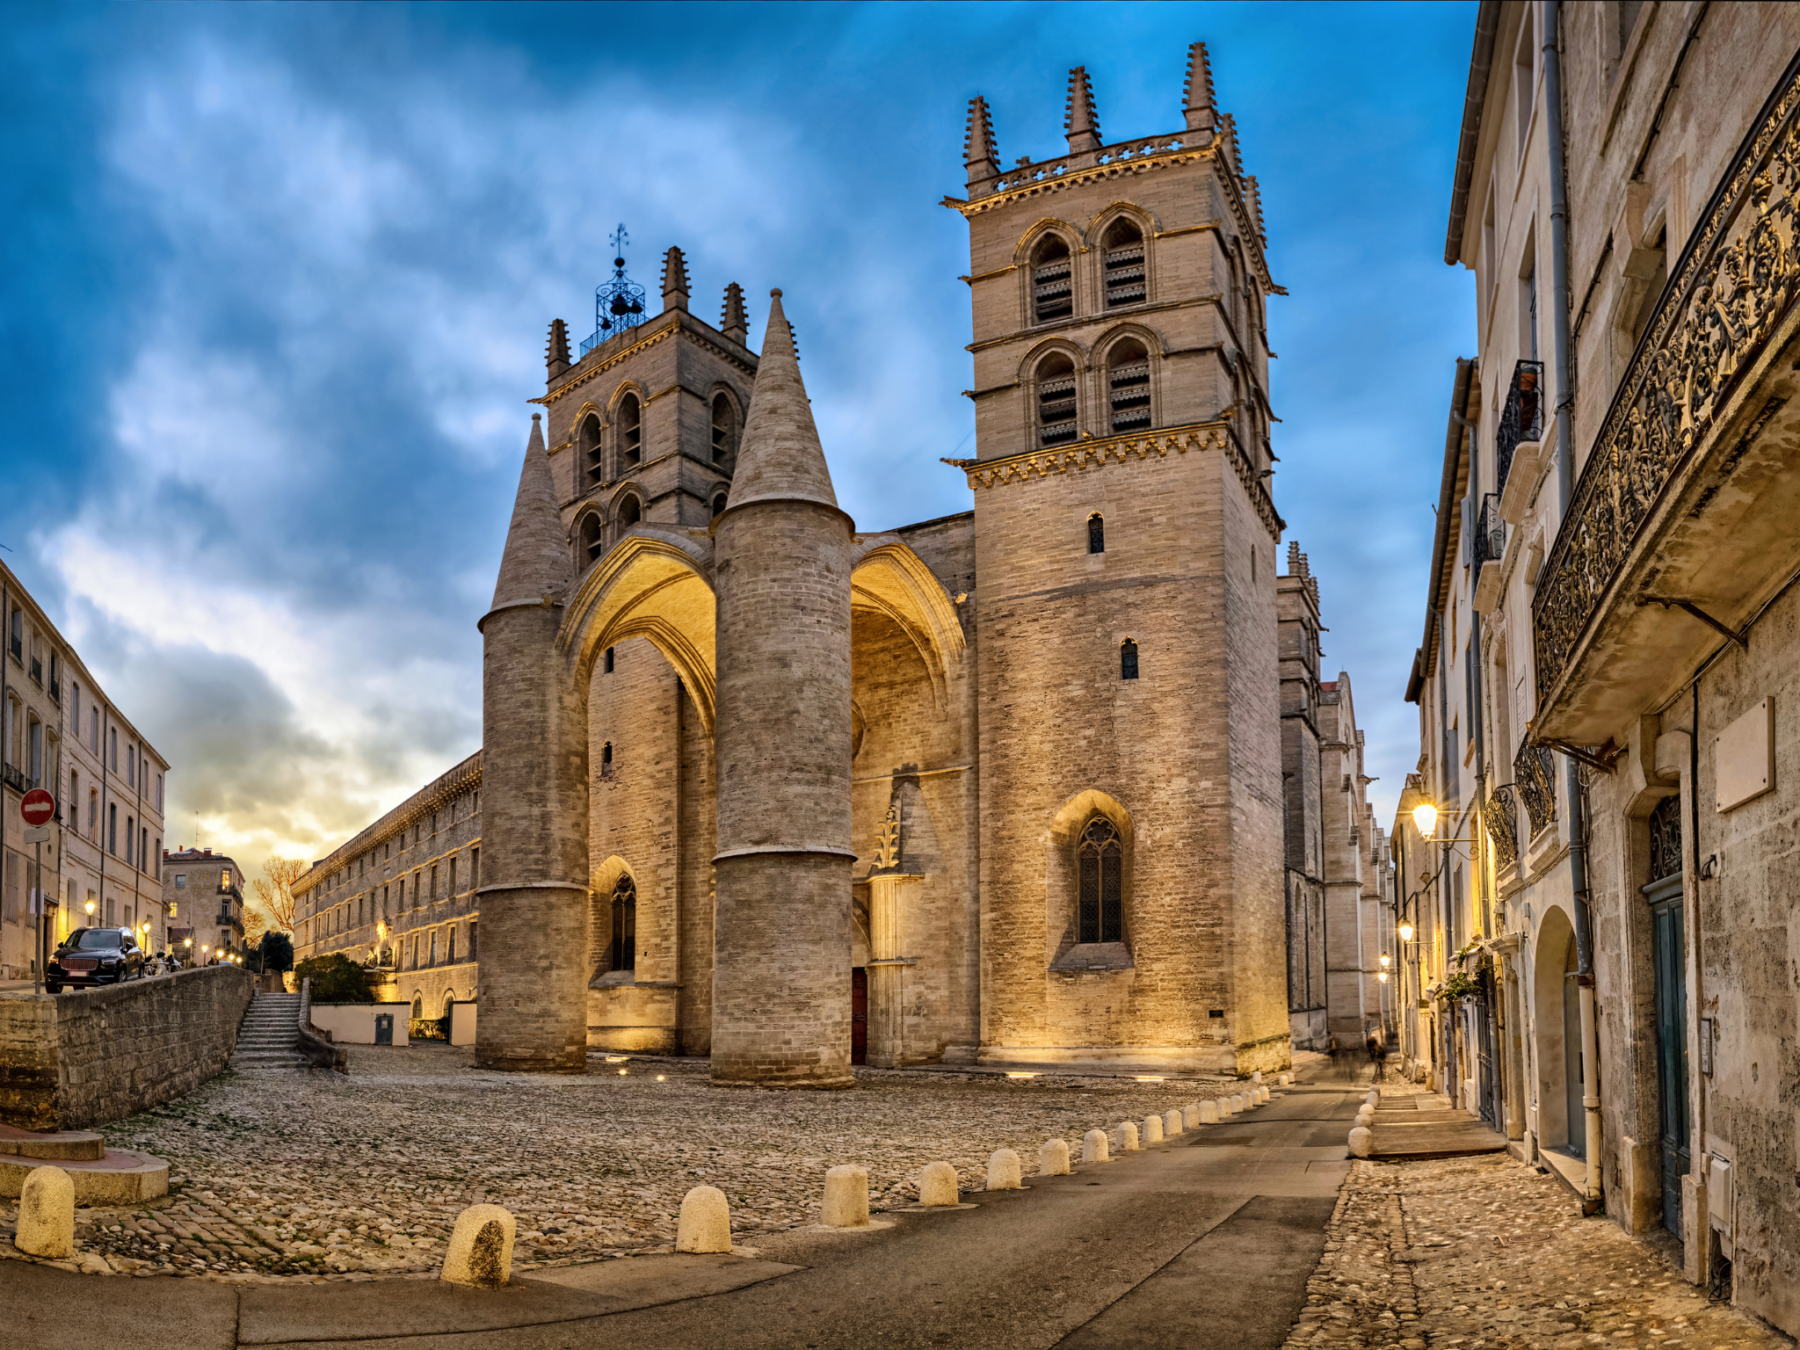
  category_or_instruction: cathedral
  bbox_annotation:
[295,42,1298,1083]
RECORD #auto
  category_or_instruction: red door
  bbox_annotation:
[851,967,868,1065]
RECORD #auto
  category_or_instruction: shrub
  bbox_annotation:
[296,953,373,1003]
[259,931,295,974]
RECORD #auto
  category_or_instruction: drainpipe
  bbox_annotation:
[1543,0,1602,1208]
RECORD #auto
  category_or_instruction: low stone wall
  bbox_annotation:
[0,965,254,1130]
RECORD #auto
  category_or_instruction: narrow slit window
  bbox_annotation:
[604,646,615,674]
[1031,236,1073,323]
[601,741,614,772]
[1120,638,1139,680]
[1077,818,1123,944]
[1101,219,1146,308]
[1088,513,1105,554]
[609,874,637,973]
[1107,340,1151,435]
[1036,353,1078,448]
[618,392,642,466]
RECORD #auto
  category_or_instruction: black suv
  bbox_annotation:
[47,927,147,992]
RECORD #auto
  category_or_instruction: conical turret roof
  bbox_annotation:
[724,291,840,513]
[491,413,571,609]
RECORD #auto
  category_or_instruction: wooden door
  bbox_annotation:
[1647,873,1690,1237]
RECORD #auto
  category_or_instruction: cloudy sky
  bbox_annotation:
[1,1,1474,882]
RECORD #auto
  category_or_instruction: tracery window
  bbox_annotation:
[1088,513,1105,554]
[1077,818,1123,944]
[1101,219,1146,308]
[618,392,642,466]
[608,874,637,973]
[579,413,604,487]
[1120,638,1139,680]
[1107,339,1151,435]
[1036,353,1078,448]
[1031,235,1074,323]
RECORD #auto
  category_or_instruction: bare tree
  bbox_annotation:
[250,855,306,936]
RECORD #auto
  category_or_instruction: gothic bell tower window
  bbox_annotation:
[579,513,603,567]
[1031,235,1074,323]
[1107,340,1151,434]
[1101,219,1146,307]
[1088,513,1105,554]
[711,393,738,469]
[618,392,642,467]
[579,413,604,488]
[1077,818,1123,944]
[1036,353,1078,447]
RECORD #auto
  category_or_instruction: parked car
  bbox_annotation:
[46,927,147,992]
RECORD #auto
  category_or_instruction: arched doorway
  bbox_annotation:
[1532,905,1582,1158]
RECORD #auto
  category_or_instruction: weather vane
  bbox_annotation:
[583,222,647,355]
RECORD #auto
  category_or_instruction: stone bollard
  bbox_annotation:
[1182,1103,1200,1129]
[1365,1088,1381,1108]
[1232,1093,1248,1113]
[824,1165,871,1227]
[1259,1086,1271,1104]
[1252,1070,1263,1084]
[1279,1072,1293,1086]
[1113,1121,1140,1152]
[987,1149,1024,1190]
[1163,1109,1183,1136]
[1040,1138,1072,1175]
[17,1165,75,1259]
[918,1161,959,1207]
[1081,1128,1111,1163]
[676,1185,732,1253]
[1198,1099,1220,1124]
[442,1204,516,1288]
[1142,1114,1164,1144]
[1354,1108,1374,1130]
[1349,1126,1373,1158]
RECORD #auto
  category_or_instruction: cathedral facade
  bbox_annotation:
[296,43,1295,1083]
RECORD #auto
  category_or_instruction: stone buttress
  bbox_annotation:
[475,414,590,1071]
[710,292,856,1087]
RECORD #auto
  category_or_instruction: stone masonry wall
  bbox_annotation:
[0,964,252,1130]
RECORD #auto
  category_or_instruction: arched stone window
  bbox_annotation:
[579,512,603,568]
[710,393,738,469]
[1031,235,1074,323]
[1107,339,1151,435]
[1120,638,1139,680]
[711,491,729,520]
[1101,219,1146,308]
[1088,512,1105,554]
[1036,353,1078,448]
[1077,818,1124,944]
[617,391,642,467]
[608,874,636,973]
[615,494,642,538]
[578,413,604,487]
[411,993,423,1018]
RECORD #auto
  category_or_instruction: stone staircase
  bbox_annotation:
[231,990,309,1071]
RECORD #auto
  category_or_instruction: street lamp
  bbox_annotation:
[84,899,95,918]
[1411,801,1438,838]
[1379,953,1391,969]
[1398,922,1415,943]
[1378,970,1390,983]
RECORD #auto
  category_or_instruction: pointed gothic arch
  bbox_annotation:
[850,539,967,709]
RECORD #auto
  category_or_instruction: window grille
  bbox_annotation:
[1108,345,1151,434]
[1037,360,1078,448]
[1032,238,1073,323]
[1102,220,1146,307]
[1648,795,1682,881]
[1121,638,1139,680]
[1077,818,1123,943]
[580,414,604,487]
[618,393,642,466]
[609,874,637,973]
[1088,513,1105,554]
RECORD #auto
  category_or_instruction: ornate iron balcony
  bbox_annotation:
[1514,740,1558,838]
[1475,492,1505,567]
[1495,359,1543,496]
[1533,59,1800,708]
[1486,783,1519,874]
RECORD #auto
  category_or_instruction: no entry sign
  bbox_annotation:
[20,788,55,827]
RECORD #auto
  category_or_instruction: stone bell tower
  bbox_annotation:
[710,291,858,1087]
[945,44,1291,1073]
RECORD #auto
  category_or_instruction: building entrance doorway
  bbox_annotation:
[1645,793,1689,1238]
[851,967,868,1065]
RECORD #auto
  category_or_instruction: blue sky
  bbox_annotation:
[0,1,1474,877]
